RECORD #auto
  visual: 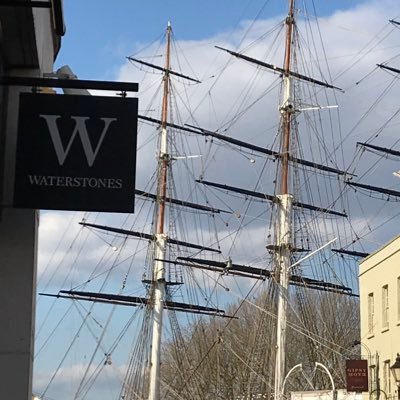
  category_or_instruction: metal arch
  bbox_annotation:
[315,362,335,392]
[282,362,337,400]
[282,363,303,398]
[370,389,388,400]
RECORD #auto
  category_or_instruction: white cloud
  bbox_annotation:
[34,362,127,400]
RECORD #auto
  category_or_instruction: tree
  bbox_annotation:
[161,283,360,399]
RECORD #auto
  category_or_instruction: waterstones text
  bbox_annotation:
[27,175,123,189]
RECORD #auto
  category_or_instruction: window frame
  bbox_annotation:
[382,284,389,330]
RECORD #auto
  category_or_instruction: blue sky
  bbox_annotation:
[56,0,370,81]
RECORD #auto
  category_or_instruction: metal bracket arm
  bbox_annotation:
[0,76,139,93]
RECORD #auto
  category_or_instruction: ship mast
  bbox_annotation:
[148,21,172,400]
[274,0,294,399]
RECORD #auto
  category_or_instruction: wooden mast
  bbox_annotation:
[156,22,172,235]
[274,0,295,399]
[280,0,295,196]
[148,21,172,400]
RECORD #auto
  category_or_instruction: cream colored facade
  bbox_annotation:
[359,235,400,400]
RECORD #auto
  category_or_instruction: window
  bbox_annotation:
[383,360,391,394]
[369,365,376,394]
[397,276,400,321]
[382,285,389,329]
[368,293,374,335]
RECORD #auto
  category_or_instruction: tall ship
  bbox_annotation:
[33,1,400,399]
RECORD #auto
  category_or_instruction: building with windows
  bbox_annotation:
[0,1,64,399]
[359,235,400,400]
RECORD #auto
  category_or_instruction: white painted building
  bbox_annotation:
[359,235,400,400]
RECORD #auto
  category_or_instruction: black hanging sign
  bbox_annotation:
[14,93,138,212]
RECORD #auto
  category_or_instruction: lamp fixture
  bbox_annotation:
[390,354,400,400]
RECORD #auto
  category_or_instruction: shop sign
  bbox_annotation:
[346,359,368,392]
[14,93,138,212]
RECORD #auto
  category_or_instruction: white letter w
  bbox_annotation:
[40,115,117,167]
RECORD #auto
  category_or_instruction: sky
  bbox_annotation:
[35,0,400,399]
[55,0,371,80]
